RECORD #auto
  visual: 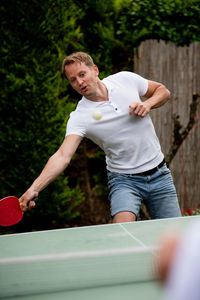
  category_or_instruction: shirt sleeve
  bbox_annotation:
[120,71,148,97]
[66,110,87,137]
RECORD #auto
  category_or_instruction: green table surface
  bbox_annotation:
[0,216,198,300]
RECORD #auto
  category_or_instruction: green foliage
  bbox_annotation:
[23,176,84,228]
[0,0,85,230]
[73,0,121,75]
[117,0,200,47]
[87,149,108,197]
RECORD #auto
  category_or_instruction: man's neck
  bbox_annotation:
[86,81,108,102]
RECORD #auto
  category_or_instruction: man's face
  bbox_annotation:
[64,61,99,98]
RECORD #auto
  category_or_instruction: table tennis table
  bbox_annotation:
[0,216,199,300]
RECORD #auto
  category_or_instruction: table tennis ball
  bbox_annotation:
[93,110,102,120]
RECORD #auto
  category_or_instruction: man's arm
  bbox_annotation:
[19,134,82,211]
[129,80,171,117]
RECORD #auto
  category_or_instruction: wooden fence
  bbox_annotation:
[134,40,200,211]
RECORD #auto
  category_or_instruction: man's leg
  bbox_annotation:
[107,171,142,222]
[145,164,181,219]
[113,211,136,223]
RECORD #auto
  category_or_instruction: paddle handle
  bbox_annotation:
[27,197,39,207]
[33,197,39,203]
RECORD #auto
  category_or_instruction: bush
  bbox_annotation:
[0,0,85,230]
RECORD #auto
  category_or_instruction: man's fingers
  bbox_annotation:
[19,196,28,212]
[136,106,147,117]
[27,200,36,209]
[134,105,144,116]
[21,200,36,212]
[19,193,37,212]
[129,102,150,117]
[129,103,137,115]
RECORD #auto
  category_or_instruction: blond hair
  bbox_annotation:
[62,52,94,78]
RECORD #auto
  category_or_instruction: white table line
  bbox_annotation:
[119,223,147,248]
[0,246,158,265]
[119,224,158,257]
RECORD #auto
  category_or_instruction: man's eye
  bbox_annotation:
[80,73,85,77]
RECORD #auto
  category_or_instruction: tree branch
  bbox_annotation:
[165,93,200,166]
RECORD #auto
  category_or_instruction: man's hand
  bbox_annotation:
[129,101,151,118]
[19,189,38,212]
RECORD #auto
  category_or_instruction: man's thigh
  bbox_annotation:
[145,165,181,219]
[107,171,142,217]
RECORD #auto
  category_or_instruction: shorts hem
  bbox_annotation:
[111,209,138,218]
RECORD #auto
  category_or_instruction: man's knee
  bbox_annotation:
[112,211,136,223]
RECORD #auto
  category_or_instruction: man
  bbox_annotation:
[20,51,181,223]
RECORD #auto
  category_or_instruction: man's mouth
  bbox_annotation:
[81,86,88,93]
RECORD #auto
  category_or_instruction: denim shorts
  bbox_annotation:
[107,163,181,219]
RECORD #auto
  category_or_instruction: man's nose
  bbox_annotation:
[77,77,83,86]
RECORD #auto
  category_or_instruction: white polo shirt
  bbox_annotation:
[66,71,164,174]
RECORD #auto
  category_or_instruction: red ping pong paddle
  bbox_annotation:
[0,196,38,227]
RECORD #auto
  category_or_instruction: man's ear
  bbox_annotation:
[93,65,99,76]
